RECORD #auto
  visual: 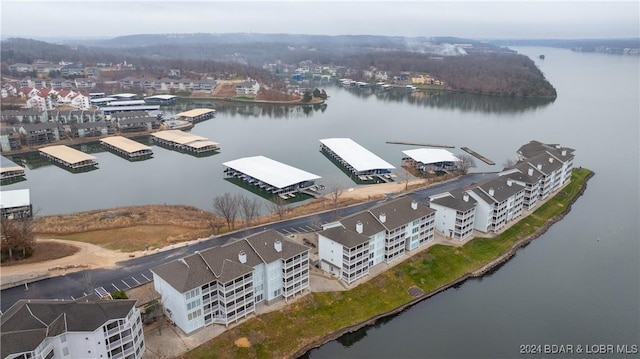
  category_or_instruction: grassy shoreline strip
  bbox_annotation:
[184,168,593,359]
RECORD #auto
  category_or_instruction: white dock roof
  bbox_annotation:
[176,108,216,118]
[151,130,220,149]
[145,95,177,100]
[402,148,460,164]
[39,145,97,165]
[223,156,321,189]
[319,138,395,172]
[100,136,152,153]
[0,189,30,208]
[0,156,24,173]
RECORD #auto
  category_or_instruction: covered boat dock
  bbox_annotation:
[175,108,216,123]
[0,189,32,219]
[144,94,178,105]
[151,130,220,153]
[39,145,98,170]
[1,156,26,181]
[100,136,153,160]
[402,148,460,172]
[223,156,321,197]
[319,138,395,182]
[101,104,160,115]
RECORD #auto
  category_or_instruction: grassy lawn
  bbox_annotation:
[184,168,592,359]
[53,225,211,252]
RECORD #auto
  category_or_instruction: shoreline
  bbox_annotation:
[290,170,594,358]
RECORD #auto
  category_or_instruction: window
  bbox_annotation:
[62,347,69,356]
[60,334,67,343]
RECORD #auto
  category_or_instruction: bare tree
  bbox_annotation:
[325,178,348,211]
[456,154,476,174]
[267,195,288,220]
[502,158,517,170]
[212,193,240,231]
[239,195,261,228]
[396,168,413,191]
[207,215,226,235]
[0,216,35,262]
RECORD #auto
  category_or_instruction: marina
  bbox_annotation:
[144,94,178,105]
[38,145,98,171]
[461,146,495,165]
[100,104,161,115]
[401,148,461,172]
[150,130,220,154]
[223,155,321,197]
[0,156,26,182]
[319,138,395,182]
[175,108,216,123]
[100,136,153,160]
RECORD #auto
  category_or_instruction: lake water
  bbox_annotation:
[2,47,639,357]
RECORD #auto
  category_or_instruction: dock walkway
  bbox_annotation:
[386,141,454,148]
[461,147,495,165]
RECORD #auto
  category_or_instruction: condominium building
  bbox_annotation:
[516,140,575,200]
[318,196,435,284]
[0,298,145,359]
[467,176,526,233]
[151,230,310,334]
[429,188,477,241]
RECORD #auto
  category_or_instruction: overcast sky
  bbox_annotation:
[2,1,639,40]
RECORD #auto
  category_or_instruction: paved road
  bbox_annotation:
[0,172,496,312]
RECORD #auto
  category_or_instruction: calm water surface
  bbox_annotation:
[2,47,638,358]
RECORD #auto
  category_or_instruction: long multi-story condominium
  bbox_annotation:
[0,298,145,359]
[318,196,435,284]
[516,140,574,200]
[429,188,477,241]
[151,230,310,334]
[429,140,574,235]
[467,176,526,233]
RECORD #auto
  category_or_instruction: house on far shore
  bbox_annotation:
[317,196,435,285]
[151,230,310,335]
[0,297,145,359]
[235,80,260,96]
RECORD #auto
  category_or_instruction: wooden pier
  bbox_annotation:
[461,147,495,165]
[100,136,153,160]
[386,141,455,148]
[39,145,98,170]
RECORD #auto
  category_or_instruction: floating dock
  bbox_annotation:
[319,138,395,182]
[0,156,26,181]
[461,147,495,165]
[100,136,153,160]
[39,145,98,170]
[223,156,320,197]
[151,130,220,154]
[402,148,461,172]
[386,141,454,148]
[175,108,216,123]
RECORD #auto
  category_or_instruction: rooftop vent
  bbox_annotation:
[528,168,534,176]
[488,188,495,196]
[274,240,282,252]
[238,250,247,264]
[411,200,418,210]
[463,193,469,202]
[548,157,554,163]
[379,212,386,223]
[537,164,542,170]
[356,221,363,234]
[507,179,513,187]
[561,149,567,156]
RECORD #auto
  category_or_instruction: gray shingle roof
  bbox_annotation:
[152,229,309,293]
[430,188,477,212]
[341,211,386,236]
[471,176,525,203]
[318,226,370,248]
[518,140,575,162]
[368,196,435,231]
[0,299,136,358]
